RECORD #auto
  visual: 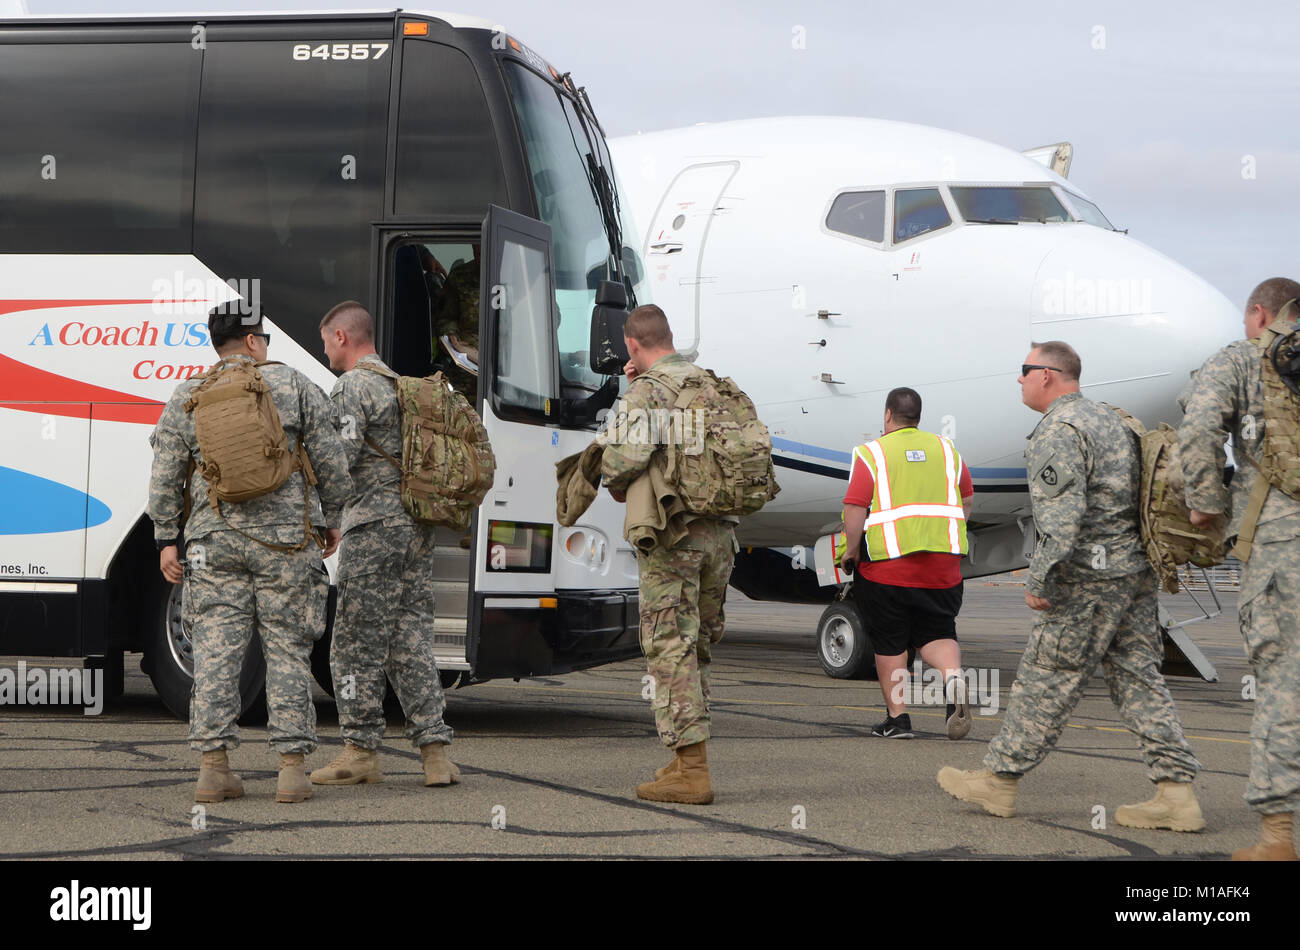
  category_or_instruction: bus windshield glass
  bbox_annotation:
[504,63,625,394]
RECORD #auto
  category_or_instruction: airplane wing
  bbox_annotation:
[1022,142,1073,178]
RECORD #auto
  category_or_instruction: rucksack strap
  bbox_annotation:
[1231,452,1272,562]
[210,435,322,554]
[356,360,400,381]
[364,435,402,472]
[357,361,403,469]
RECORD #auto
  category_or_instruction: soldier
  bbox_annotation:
[938,341,1203,828]
[1179,277,1300,860]
[600,304,736,805]
[148,302,351,804]
[310,301,459,788]
[433,245,480,406]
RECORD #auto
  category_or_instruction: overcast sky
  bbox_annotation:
[21,0,1300,307]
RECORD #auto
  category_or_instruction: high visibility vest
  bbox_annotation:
[855,428,967,560]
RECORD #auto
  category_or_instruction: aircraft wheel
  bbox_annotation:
[816,600,876,680]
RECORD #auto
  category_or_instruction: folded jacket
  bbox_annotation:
[625,456,691,553]
[556,440,605,527]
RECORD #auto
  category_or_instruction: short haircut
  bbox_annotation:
[885,387,922,426]
[320,300,374,342]
[208,302,263,352]
[1246,277,1300,320]
[1030,340,1081,381]
[623,304,674,349]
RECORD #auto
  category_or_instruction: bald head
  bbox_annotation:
[320,300,376,372]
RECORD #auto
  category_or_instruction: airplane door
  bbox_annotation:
[640,161,739,357]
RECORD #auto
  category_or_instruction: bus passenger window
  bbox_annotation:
[894,188,951,242]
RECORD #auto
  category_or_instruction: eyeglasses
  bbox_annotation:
[1021,363,1061,377]
[249,332,271,344]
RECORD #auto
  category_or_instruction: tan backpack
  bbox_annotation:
[183,359,319,552]
[1110,406,1228,593]
[641,365,779,518]
[359,364,496,531]
[1233,304,1300,560]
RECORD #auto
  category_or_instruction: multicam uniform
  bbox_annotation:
[329,353,454,750]
[1179,331,1300,814]
[147,354,351,754]
[434,258,480,405]
[984,392,1200,781]
[601,353,736,750]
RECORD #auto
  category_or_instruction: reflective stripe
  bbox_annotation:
[939,437,962,553]
[865,503,966,525]
[864,440,900,558]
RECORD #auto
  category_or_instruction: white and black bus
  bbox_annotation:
[0,9,646,718]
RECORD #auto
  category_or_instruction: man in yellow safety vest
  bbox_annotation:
[838,387,974,739]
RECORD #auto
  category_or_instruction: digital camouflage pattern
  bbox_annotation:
[150,355,350,755]
[149,354,352,544]
[1024,391,1148,598]
[1179,333,1300,814]
[638,517,735,749]
[181,528,330,754]
[984,571,1200,782]
[434,257,480,405]
[330,353,407,534]
[331,521,453,750]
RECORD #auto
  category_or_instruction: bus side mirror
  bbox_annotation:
[589,280,629,374]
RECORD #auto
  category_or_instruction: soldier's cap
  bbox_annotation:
[207,300,266,339]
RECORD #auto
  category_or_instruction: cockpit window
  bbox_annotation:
[826,190,885,242]
[894,188,951,242]
[1063,191,1114,229]
[950,186,1069,224]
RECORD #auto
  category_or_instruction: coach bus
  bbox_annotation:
[0,9,646,718]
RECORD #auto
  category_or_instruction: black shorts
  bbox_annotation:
[852,577,963,656]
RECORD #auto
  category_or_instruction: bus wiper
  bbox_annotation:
[964,218,1020,225]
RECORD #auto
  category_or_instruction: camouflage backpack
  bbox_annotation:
[1233,303,1300,560]
[183,359,319,551]
[641,365,780,518]
[1110,406,1227,593]
[360,364,496,531]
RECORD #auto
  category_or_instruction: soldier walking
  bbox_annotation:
[938,340,1203,828]
[148,303,352,804]
[1179,277,1300,860]
[311,301,460,788]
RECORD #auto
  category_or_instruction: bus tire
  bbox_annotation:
[817,600,876,680]
[145,579,268,725]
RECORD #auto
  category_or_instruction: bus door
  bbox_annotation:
[375,226,485,682]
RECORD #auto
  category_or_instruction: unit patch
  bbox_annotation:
[1040,464,1058,485]
[905,450,927,462]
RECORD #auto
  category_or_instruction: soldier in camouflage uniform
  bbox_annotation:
[1179,277,1300,860]
[600,304,735,805]
[433,250,480,406]
[148,303,352,804]
[939,341,1203,827]
[311,301,460,789]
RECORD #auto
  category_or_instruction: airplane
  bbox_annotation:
[608,116,1239,679]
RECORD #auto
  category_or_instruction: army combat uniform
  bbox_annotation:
[148,355,351,757]
[601,353,736,753]
[1179,332,1300,819]
[326,354,454,754]
[984,392,1200,782]
[434,257,480,406]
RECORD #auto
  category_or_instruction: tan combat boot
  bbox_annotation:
[276,753,313,803]
[654,756,679,781]
[636,741,713,805]
[1231,813,1299,861]
[310,743,383,785]
[195,749,244,803]
[1115,781,1206,832]
[421,743,462,787]
[937,767,1018,817]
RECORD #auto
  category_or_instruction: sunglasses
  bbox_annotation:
[248,332,271,344]
[1021,363,1061,377]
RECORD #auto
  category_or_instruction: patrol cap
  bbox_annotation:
[208,299,265,347]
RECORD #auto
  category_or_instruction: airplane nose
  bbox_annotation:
[1031,229,1240,425]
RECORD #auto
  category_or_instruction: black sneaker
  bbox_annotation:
[871,713,914,738]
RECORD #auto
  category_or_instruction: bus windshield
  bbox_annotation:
[504,63,631,394]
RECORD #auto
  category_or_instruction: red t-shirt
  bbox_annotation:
[842,438,973,589]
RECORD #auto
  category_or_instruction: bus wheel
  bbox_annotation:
[817,601,876,680]
[145,580,268,724]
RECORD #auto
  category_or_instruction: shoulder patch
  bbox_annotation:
[1040,464,1057,486]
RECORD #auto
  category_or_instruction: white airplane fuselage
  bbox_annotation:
[610,117,1240,580]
